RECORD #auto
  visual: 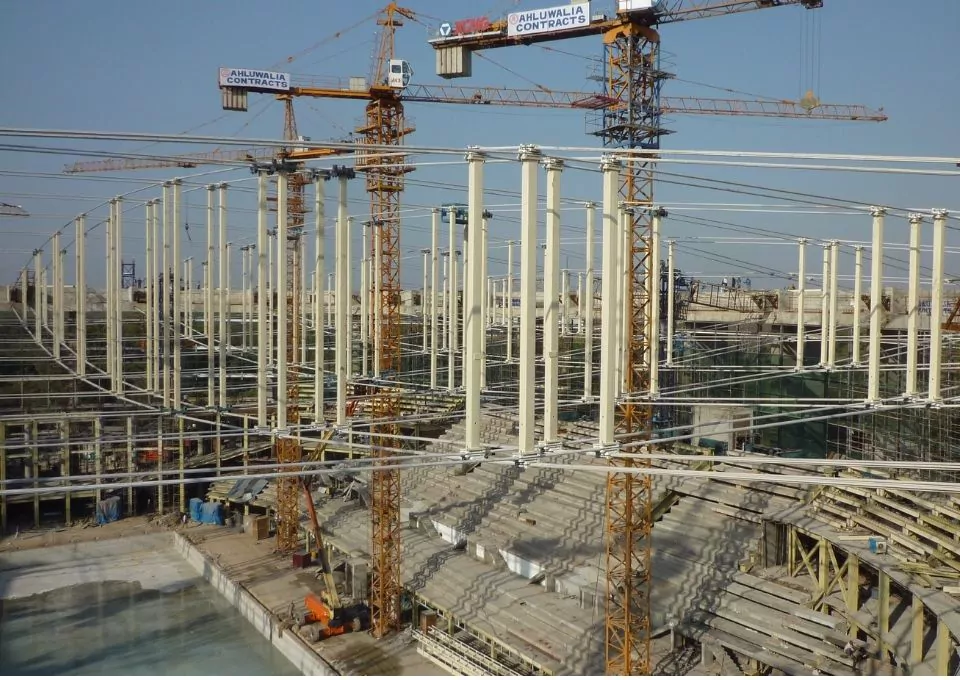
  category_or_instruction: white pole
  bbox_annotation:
[796,238,806,371]
[206,185,215,406]
[430,209,440,389]
[852,246,863,366]
[172,180,182,409]
[576,272,584,335]
[115,197,124,395]
[617,207,630,396]
[442,254,448,351]
[52,231,61,360]
[422,248,430,353]
[820,245,829,367]
[267,229,274,369]
[105,203,114,387]
[448,210,458,390]
[76,215,87,378]
[599,157,622,448]
[149,201,159,394]
[162,183,171,410]
[373,224,381,379]
[257,172,269,428]
[929,209,948,403]
[561,269,569,337]
[347,217,355,378]
[666,240,675,367]
[583,203,595,399]
[240,249,248,352]
[905,214,922,397]
[185,258,193,340]
[827,240,839,369]
[506,239,515,363]
[326,272,333,328]
[361,223,369,377]
[277,173,288,430]
[33,249,42,344]
[314,174,326,423]
[542,157,563,445]
[481,216,489,388]
[650,209,662,397]
[518,145,540,454]
[464,150,485,451]
[867,207,885,404]
[335,177,349,425]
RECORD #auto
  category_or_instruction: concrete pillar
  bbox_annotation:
[852,246,863,366]
[430,209,441,389]
[583,203,595,399]
[144,204,155,393]
[906,215,922,397]
[105,204,114,387]
[94,418,102,506]
[206,185,215,406]
[506,239,515,363]
[441,254,448,351]
[910,594,924,667]
[126,416,134,511]
[156,416,164,514]
[19,268,27,328]
[827,240,839,369]
[649,209,662,397]
[76,215,87,377]
[598,156,622,448]
[276,173,288,430]
[326,272,333,328]
[448,209,458,390]
[542,157,563,445]
[267,230,274,368]
[561,269,569,337]
[257,172,269,429]
[820,245,829,367]
[796,238,807,371]
[361,222,370,377]
[867,208,885,404]
[577,272,584,335]
[518,145,541,454]
[172,180,182,408]
[115,198,124,395]
[878,571,890,658]
[666,240,675,367]
[347,217,354,377]
[617,206,630,396]
[314,173,326,423]
[335,177,349,426]
[481,216,490,388]
[162,184,171,409]
[463,150,485,452]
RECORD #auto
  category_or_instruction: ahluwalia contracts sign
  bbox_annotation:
[507,2,590,38]
[218,68,290,92]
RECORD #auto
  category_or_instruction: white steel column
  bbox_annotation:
[820,245,829,367]
[105,203,114,386]
[827,240,839,369]
[114,198,123,394]
[76,215,87,377]
[205,185,215,406]
[430,209,440,389]
[506,239,515,362]
[20,268,27,326]
[326,273,333,328]
[464,151,485,452]
[598,157,621,448]
[617,207,630,395]
[796,238,806,371]
[172,180,182,408]
[441,255,448,351]
[929,209,948,402]
[905,214,922,397]
[518,145,540,455]
[361,222,369,376]
[276,173,288,430]
[852,246,863,365]
[218,184,228,408]
[583,203,595,399]
[666,240,675,367]
[561,269,569,337]
[256,172,269,428]
[162,184,171,409]
[373,224,381,379]
[185,258,193,340]
[145,204,154,392]
[867,207,885,404]
[314,174,326,423]
[542,157,563,445]
[448,210,458,390]
[422,248,430,352]
[267,230,274,368]
[33,249,42,343]
[649,209,662,397]
[52,231,62,360]
[347,217,354,377]
[576,273,584,335]
[335,177,349,425]
[481,216,489,389]
[240,249,247,351]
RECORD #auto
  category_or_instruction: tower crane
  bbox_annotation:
[63,0,884,653]
[426,0,882,674]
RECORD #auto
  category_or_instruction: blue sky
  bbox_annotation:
[1,0,958,289]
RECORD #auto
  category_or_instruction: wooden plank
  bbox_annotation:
[871,492,921,519]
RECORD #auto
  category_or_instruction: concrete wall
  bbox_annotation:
[171,532,335,677]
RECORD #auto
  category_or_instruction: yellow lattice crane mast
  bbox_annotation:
[427,0,882,674]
